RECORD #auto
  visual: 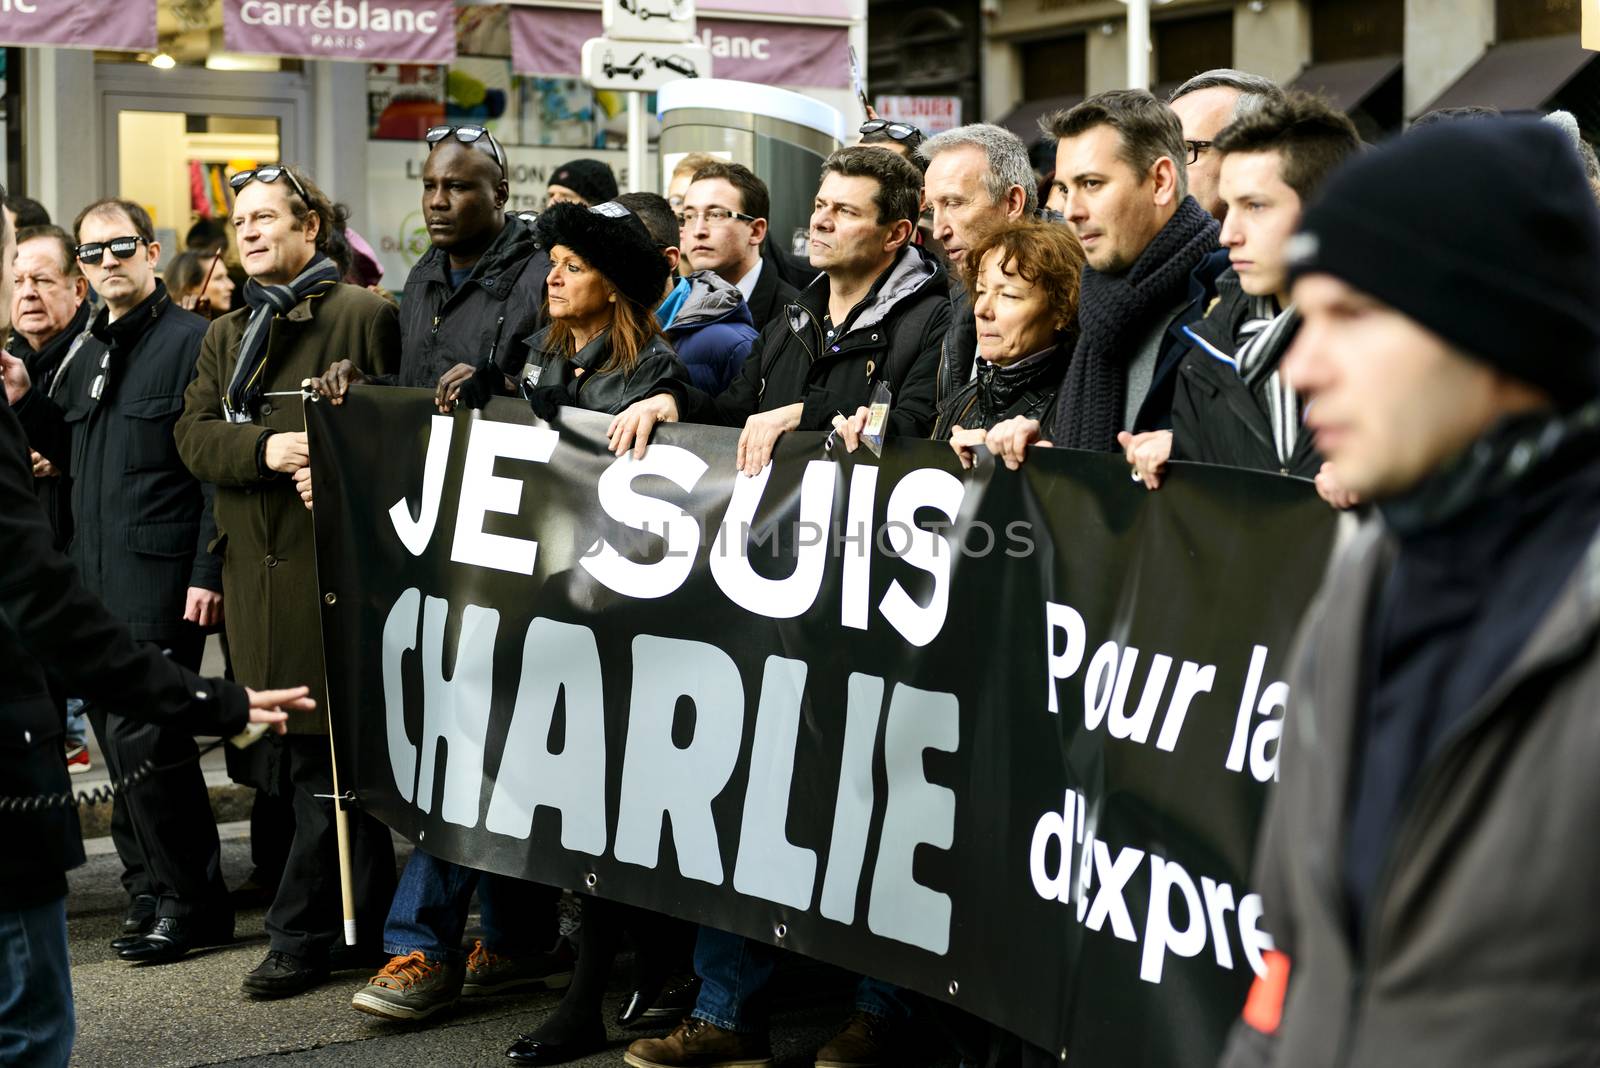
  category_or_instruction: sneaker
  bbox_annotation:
[814,1011,894,1068]
[462,938,574,997]
[241,950,329,999]
[624,1017,773,1068]
[350,951,463,1021]
[65,743,90,774]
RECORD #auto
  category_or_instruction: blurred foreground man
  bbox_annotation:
[176,164,400,999]
[1221,120,1600,1067]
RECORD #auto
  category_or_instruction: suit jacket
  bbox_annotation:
[0,399,248,910]
[745,256,801,334]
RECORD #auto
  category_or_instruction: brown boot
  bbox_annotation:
[624,1017,773,1068]
[814,1010,895,1068]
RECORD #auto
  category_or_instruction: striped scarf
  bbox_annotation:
[223,254,341,423]
[1233,298,1302,465]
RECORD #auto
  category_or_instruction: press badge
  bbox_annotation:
[862,381,892,457]
[519,361,543,396]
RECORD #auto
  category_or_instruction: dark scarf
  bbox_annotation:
[224,254,341,423]
[8,298,92,395]
[1051,196,1219,451]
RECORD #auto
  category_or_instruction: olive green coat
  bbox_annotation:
[176,284,399,734]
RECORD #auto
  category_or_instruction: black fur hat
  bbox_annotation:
[535,201,669,310]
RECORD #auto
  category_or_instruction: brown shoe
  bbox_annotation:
[350,951,463,1021]
[623,1017,773,1068]
[814,1011,894,1068]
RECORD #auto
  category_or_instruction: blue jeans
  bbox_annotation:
[63,699,86,748]
[691,928,910,1033]
[382,848,548,966]
[0,897,73,1068]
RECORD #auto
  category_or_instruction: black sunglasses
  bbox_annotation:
[859,119,925,147]
[229,164,311,203]
[425,125,508,177]
[75,236,146,264]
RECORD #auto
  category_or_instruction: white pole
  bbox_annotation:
[627,91,649,193]
[1126,0,1150,91]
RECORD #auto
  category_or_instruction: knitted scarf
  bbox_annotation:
[1051,197,1219,451]
[223,254,341,423]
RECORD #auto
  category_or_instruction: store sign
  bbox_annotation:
[875,95,963,135]
[364,140,631,286]
[223,0,456,64]
[0,0,156,51]
[512,7,849,88]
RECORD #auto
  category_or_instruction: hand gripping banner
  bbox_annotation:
[308,389,1337,1064]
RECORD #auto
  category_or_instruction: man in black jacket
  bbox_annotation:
[1220,120,1600,1068]
[1,197,233,965]
[1119,92,1360,489]
[7,225,90,550]
[985,90,1228,468]
[0,185,304,1068]
[606,145,950,474]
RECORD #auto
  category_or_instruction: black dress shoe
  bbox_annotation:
[505,1026,607,1064]
[110,894,159,951]
[618,975,701,1028]
[241,950,329,999]
[117,913,234,964]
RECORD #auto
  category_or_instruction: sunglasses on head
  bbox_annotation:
[859,119,924,146]
[75,236,146,265]
[425,125,508,177]
[229,164,311,203]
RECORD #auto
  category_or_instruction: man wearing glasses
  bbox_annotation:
[678,161,797,333]
[176,163,400,999]
[1,198,233,966]
[1165,69,1283,220]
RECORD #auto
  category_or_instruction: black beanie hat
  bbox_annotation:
[1288,119,1600,405]
[548,158,620,205]
[535,201,669,309]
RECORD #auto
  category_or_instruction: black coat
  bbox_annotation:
[0,400,248,910]
[521,327,690,417]
[932,346,1069,440]
[934,277,978,412]
[14,283,222,643]
[676,245,952,437]
[6,298,92,550]
[1170,274,1319,478]
[395,213,548,388]
[744,257,800,334]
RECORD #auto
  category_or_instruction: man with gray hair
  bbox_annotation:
[1167,68,1283,218]
[918,123,1039,393]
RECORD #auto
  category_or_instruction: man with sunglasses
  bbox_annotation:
[1,197,235,966]
[858,116,926,168]
[176,162,400,1000]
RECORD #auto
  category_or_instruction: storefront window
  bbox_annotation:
[1497,0,1580,41]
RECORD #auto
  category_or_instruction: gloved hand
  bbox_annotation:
[527,383,573,421]
[455,361,506,410]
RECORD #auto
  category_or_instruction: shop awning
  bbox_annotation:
[994,95,1082,144]
[1289,56,1402,114]
[1422,35,1597,114]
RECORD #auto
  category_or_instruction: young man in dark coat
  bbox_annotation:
[4,198,234,965]
[1220,120,1600,1068]
[1118,92,1361,489]
[984,90,1229,469]
[678,161,799,334]
[607,146,951,479]
[0,182,304,1068]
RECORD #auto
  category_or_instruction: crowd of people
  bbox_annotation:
[3,60,1600,1068]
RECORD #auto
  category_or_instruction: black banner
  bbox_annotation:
[309,389,1336,1064]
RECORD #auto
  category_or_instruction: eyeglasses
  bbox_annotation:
[1184,139,1214,165]
[425,125,508,177]
[230,164,311,204]
[75,236,146,265]
[677,207,757,227]
[859,119,924,147]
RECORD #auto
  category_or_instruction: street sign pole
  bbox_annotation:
[628,91,650,192]
[1126,0,1150,90]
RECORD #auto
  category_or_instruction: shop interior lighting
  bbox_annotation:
[150,52,177,69]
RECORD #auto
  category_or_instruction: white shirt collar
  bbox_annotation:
[734,257,764,303]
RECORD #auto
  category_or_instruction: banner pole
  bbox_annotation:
[301,390,359,947]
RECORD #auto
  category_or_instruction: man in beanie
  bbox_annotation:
[547,158,620,208]
[984,90,1229,468]
[1220,119,1600,1068]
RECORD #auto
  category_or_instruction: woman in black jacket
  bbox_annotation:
[935,220,1083,468]
[454,200,691,1065]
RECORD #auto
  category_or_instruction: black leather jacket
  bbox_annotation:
[932,344,1069,440]
[518,326,690,416]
